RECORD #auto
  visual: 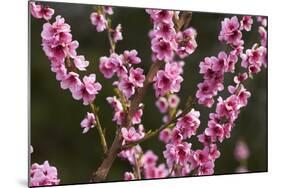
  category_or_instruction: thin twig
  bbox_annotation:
[90,103,108,155]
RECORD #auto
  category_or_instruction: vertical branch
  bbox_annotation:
[90,103,108,155]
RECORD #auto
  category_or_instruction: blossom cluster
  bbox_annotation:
[30,161,60,186]
[121,147,169,180]
[146,10,197,62]
[90,6,123,43]
[30,2,54,21]
[31,2,103,106]
[196,51,238,107]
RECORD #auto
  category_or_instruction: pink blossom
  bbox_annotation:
[159,128,171,143]
[259,26,267,47]
[205,120,225,142]
[72,74,102,105]
[176,109,201,139]
[113,24,123,43]
[168,94,180,108]
[124,172,135,180]
[90,12,107,32]
[257,16,267,27]
[151,37,175,61]
[219,16,242,46]
[80,112,96,133]
[241,45,266,74]
[104,6,114,15]
[128,68,145,88]
[170,128,183,144]
[118,145,142,165]
[99,56,118,79]
[132,109,143,125]
[194,148,210,165]
[197,161,214,176]
[208,144,221,160]
[176,27,198,58]
[73,55,89,71]
[121,127,142,142]
[153,62,183,97]
[30,2,54,21]
[197,133,212,146]
[163,142,191,166]
[141,150,158,167]
[118,76,135,99]
[107,96,123,111]
[30,161,60,186]
[212,51,228,72]
[155,97,169,113]
[60,72,82,92]
[234,73,248,84]
[155,22,176,40]
[240,16,253,31]
[147,10,174,24]
[143,164,168,179]
[196,81,216,108]
[226,52,238,72]
[122,50,141,64]
[234,140,250,161]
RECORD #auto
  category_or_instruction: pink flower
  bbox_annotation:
[147,10,174,24]
[118,76,135,99]
[118,145,142,165]
[205,120,225,142]
[155,97,169,113]
[122,50,141,64]
[176,27,198,58]
[113,24,123,43]
[170,128,183,144]
[176,109,201,139]
[141,150,159,168]
[226,51,238,72]
[72,74,102,105]
[143,164,168,179]
[128,68,145,88]
[73,55,89,71]
[234,73,248,84]
[155,22,176,40]
[197,133,212,146]
[60,72,82,92]
[241,45,266,74]
[212,51,228,72]
[194,148,210,165]
[80,112,96,133]
[196,81,216,108]
[257,16,267,27]
[259,26,267,47]
[168,94,180,108]
[153,62,183,97]
[132,108,143,125]
[107,96,123,111]
[104,6,114,15]
[234,140,250,161]
[240,16,253,31]
[121,127,142,142]
[209,144,220,160]
[159,128,171,143]
[163,142,191,166]
[151,37,175,61]
[124,172,135,180]
[30,2,54,20]
[219,16,242,46]
[99,56,118,79]
[90,12,107,32]
[30,161,60,186]
[197,161,214,176]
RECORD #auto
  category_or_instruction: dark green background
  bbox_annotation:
[30,2,267,185]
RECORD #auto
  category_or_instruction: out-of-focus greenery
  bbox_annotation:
[30,2,267,185]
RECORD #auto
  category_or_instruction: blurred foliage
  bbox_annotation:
[30,2,267,185]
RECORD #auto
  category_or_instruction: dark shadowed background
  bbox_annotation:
[30,1,267,185]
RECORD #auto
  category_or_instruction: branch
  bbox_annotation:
[90,103,108,155]
[121,96,195,149]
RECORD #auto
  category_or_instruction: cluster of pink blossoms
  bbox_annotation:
[90,6,123,43]
[31,3,102,106]
[121,147,169,180]
[146,10,197,98]
[30,2,54,21]
[30,161,60,186]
